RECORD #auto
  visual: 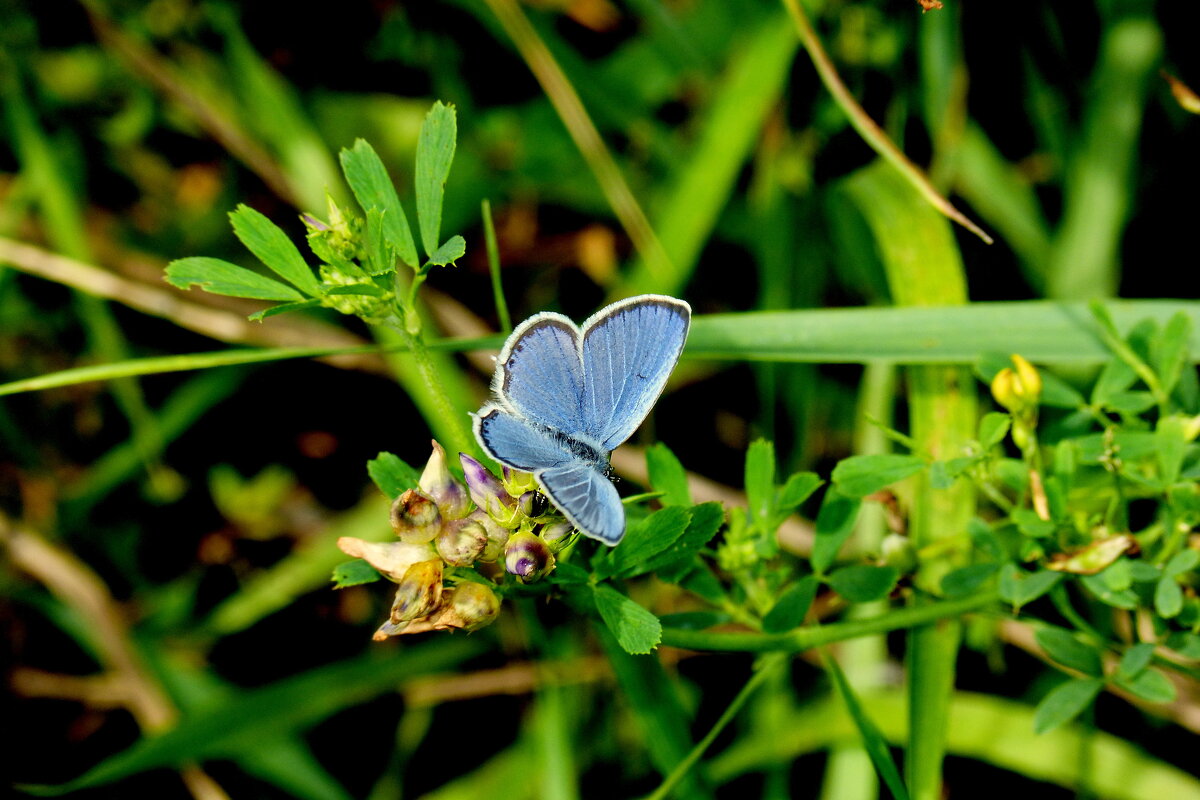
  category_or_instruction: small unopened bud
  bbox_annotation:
[444,582,501,632]
[540,521,575,551]
[390,489,442,543]
[992,355,1041,414]
[518,490,548,518]
[461,454,520,526]
[420,441,471,519]
[337,537,438,582]
[881,533,916,574]
[301,212,330,232]
[471,509,511,562]
[390,559,444,623]
[436,518,490,566]
[503,466,538,497]
[505,531,555,582]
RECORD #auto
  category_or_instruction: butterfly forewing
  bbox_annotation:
[538,461,625,545]
[582,297,690,452]
[496,314,586,436]
[475,406,575,472]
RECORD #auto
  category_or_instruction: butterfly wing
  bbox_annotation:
[474,405,575,472]
[492,312,586,435]
[537,461,626,545]
[581,295,691,452]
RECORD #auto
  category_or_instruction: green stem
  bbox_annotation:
[643,653,786,800]
[481,199,512,334]
[661,592,997,653]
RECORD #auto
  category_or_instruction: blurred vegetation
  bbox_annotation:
[3,0,1200,798]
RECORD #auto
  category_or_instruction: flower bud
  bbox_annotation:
[443,582,501,632]
[505,531,556,582]
[390,489,442,543]
[460,454,520,526]
[518,490,548,518]
[540,520,575,551]
[992,354,1041,414]
[337,537,438,582]
[419,441,471,519]
[471,509,511,562]
[390,559,444,623]
[881,533,916,574]
[502,466,538,497]
[436,517,490,567]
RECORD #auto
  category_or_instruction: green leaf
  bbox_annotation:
[1157,416,1189,487]
[1114,667,1176,704]
[339,138,418,268]
[331,559,382,589]
[323,284,387,298]
[998,564,1063,610]
[1155,575,1184,618]
[1090,358,1138,407]
[165,257,304,301]
[601,506,692,578]
[812,490,861,575]
[776,471,822,514]
[1166,632,1200,658]
[821,651,911,800]
[427,235,466,267]
[641,502,725,577]
[978,412,1011,449]
[940,564,999,598]
[831,453,926,498]
[230,204,322,296]
[366,452,420,499]
[1154,311,1192,394]
[1033,678,1104,734]
[546,562,589,586]
[415,101,457,257]
[646,443,691,506]
[1011,509,1057,538]
[1117,643,1155,678]
[593,584,662,655]
[827,565,899,603]
[763,575,819,633]
[362,208,393,276]
[1129,560,1162,583]
[1039,369,1087,408]
[745,439,776,532]
[1165,549,1200,577]
[1036,627,1103,677]
[248,299,322,321]
[1080,573,1139,609]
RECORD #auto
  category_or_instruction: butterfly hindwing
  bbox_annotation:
[537,461,626,545]
[494,313,586,436]
[581,295,690,451]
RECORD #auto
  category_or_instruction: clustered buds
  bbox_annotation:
[338,441,578,640]
[992,354,1042,453]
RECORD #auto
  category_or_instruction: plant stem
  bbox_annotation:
[481,199,512,333]
[643,654,786,800]
[662,592,997,653]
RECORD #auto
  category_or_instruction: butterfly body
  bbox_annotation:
[473,295,691,545]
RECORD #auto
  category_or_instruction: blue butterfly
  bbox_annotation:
[473,295,691,545]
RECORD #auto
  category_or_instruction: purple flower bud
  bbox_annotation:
[518,490,549,518]
[389,559,444,623]
[460,454,519,525]
[502,466,538,497]
[471,509,512,562]
[390,489,442,543]
[419,441,471,519]
[540,521,575,551]
[301,212,330,232]
[505,531,555,583]
[436,517,489,567]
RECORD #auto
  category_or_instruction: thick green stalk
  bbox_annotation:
[841,162,976,800]
[661,592,996,653]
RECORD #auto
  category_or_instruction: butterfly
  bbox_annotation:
[472,294,691,545]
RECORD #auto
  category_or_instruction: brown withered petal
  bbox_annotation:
[1047,534,1137,575]
[436,518,490,567]
[373,582,501,638]
[336,537,438,582]
[390,559,444,622]
[390,488,442,543]
[419,440,471,519]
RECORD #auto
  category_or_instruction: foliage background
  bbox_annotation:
[2,0,1200,798]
